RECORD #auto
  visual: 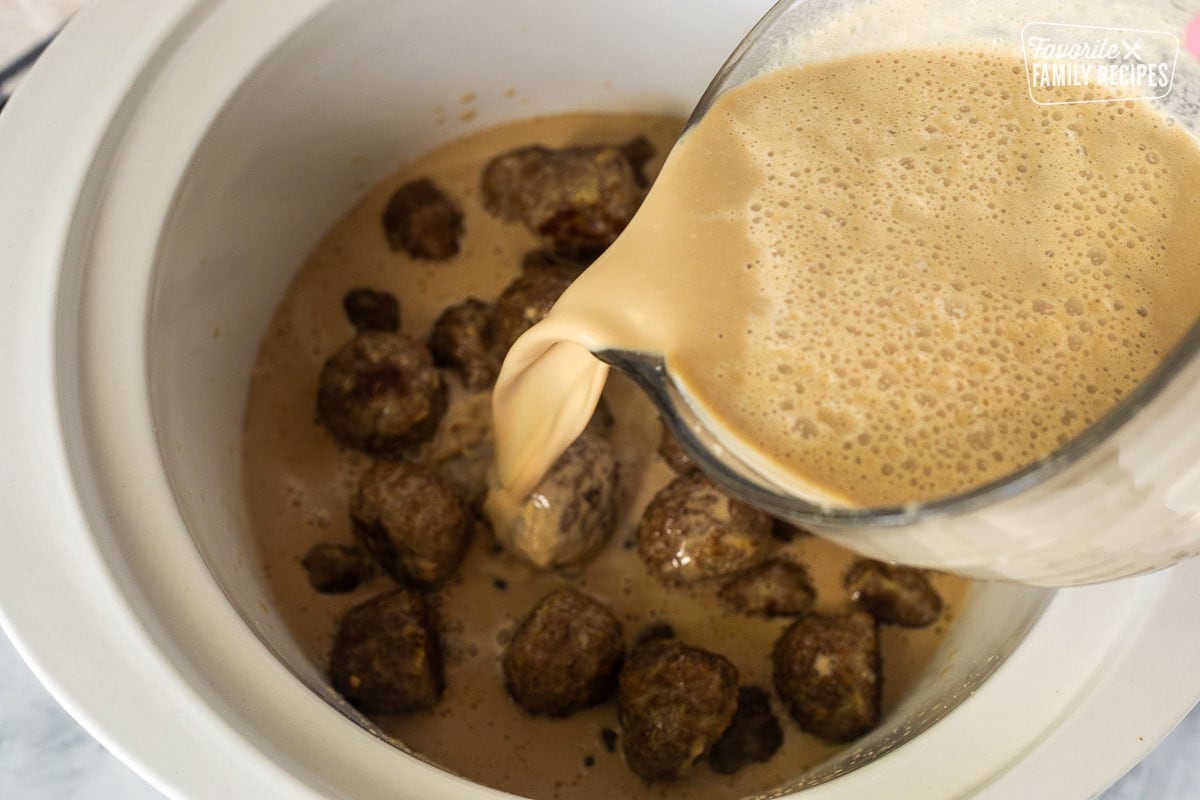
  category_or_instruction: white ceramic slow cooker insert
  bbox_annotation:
[0,1,1197,798]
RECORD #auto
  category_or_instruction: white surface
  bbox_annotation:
[0,1,1198,799]
[0,0,81,60]
[0,633,162,800]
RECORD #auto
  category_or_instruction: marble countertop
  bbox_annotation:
[1,626,1197,798]
[1,3,1198,798]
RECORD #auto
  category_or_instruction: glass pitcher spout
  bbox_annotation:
[594,348,838,520]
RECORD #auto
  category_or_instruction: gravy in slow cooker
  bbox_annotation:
[242,111,967,798]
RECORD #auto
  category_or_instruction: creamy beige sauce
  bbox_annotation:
[243,111,967,799]
[492,49,1200,508]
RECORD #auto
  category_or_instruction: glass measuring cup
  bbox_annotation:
[493,0,1200,586]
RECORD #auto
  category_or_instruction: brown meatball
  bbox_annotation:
[718,559,815,617]
[301,542,373,594]
[844,559,943,627]
[489,264,578,354]
[329,589,442,714]
[638,473,773,585]
[707,686,784,775]
[657,420,698,475]
[427,297,498,391]
[342,288,400,333]
[773,610,881,743]
[502,588,624,717]
[317,331,447,456]
[350,461,473,586]
[381,177,463,260]
[617,639,739,783]
[494,433,619,570]
[481,139,653,258]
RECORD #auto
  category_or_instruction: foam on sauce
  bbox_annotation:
[491,49,1200,508]
[243,111,967,799]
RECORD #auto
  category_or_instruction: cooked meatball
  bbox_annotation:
[502,588,624,716]
[844,559,943,627]
[381,177,463,260]
[657,420,698,475]
[617,639,739,783]
[717,559,815,617]
[301,542,373,594]
[329,589,442,714]
[773,610,880,743]
[707,686,784,775]
[342,287,400,333]
[489,264,578,354]
[494,433,619,570]
[316,330,447,456]
[428,297,498,391]
[350,461,473,586]
[481,139,652,258]
[638,473,773,585]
